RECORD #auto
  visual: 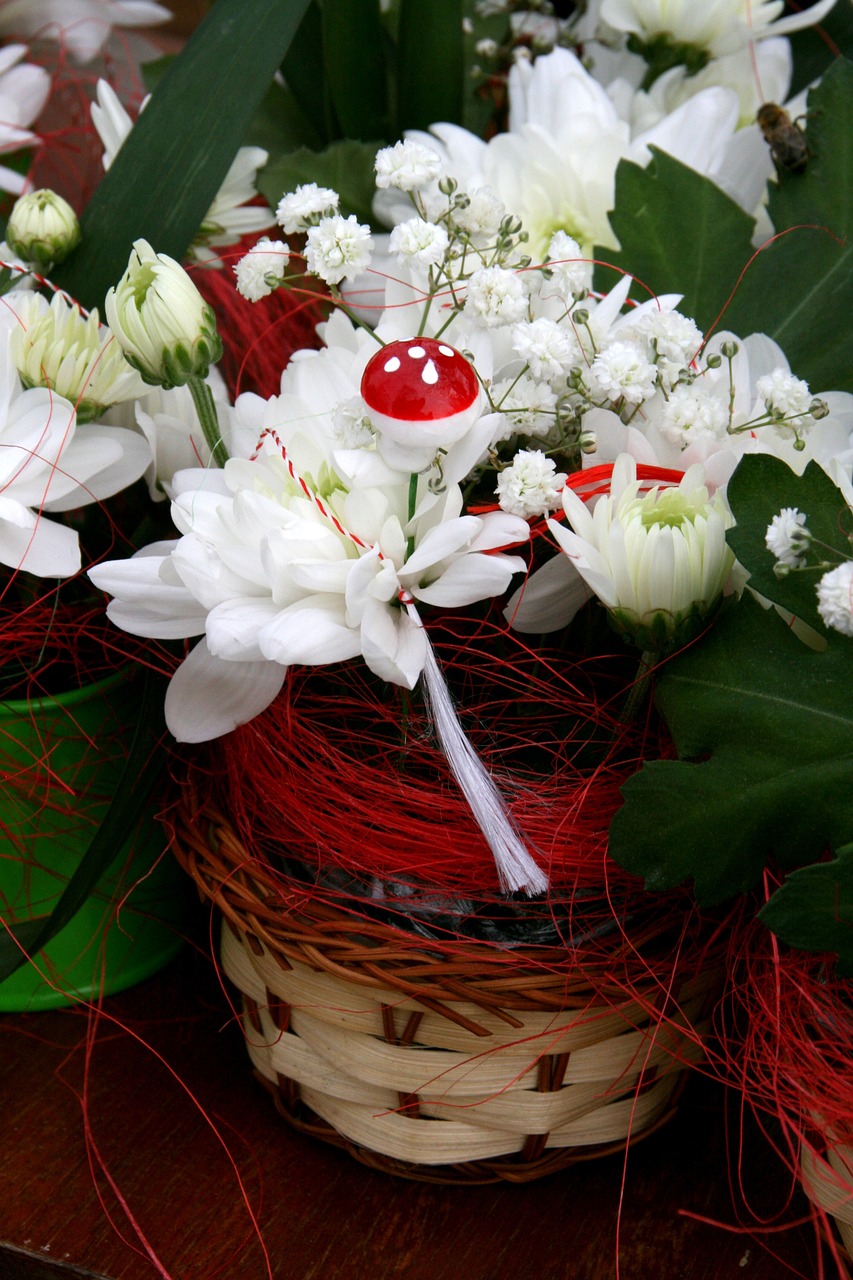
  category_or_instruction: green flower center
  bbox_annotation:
[639,487,706,530]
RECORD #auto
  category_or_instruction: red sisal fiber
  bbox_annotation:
[718,908,853,1274]
[192,251,328,399]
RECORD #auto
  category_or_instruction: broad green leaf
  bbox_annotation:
[594,148,756,328]
[257,140,381,225]
[396,0,464,133]
[54,0,313,310]
[722,58,853,392]
[0,670,169,982]
[727,455,852,633]
[608,593,853,905]
[323,0,390,141]
[760,844,853,975]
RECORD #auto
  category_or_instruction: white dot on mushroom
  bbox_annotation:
[384,356,400,372]
[408,346,426,359]
[422,360,438,385]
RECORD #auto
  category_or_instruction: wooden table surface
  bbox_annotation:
[0,922,835,1280]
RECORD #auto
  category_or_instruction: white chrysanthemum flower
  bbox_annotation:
[6,189,80,270]
[305,214,374,286]
[545,230,590,296]
[496,449,566,518]
[375,139,445,192]
[765,507,810,568]
[757,367,813,422]
[88,450,528,741]
[0,45,51,196]
[816,561,853,637]
[589,340,658,405]
[388,217,449,268]
[275,183,339,233]
[105,238,221,388]
[490,374,558,442]
[0,328,150,576]
[392,46,769,261]
[550,453,734,650]
[599,0,839,59]
[10,291,145,423]
[511,317,579,381]
[453,187,506,238]
[91,80,273,264]
[233,238,290,302]
[659,385,730,446]
[0,0,171,64]
[464,265,529,327]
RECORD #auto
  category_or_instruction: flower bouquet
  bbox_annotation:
[11,0,853,1190]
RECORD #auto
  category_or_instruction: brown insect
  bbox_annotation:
[756,102,809,173]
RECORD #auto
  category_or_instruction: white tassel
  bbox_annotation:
[410,603,548,897]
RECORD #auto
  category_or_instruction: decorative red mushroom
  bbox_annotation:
[360,338,482,458]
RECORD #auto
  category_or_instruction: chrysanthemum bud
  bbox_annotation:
[6,189,81,271]
[105,239,222,389]
[720,340,739,359]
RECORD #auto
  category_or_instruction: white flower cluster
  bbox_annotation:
[765,499,853,638]
[90,139,853,741]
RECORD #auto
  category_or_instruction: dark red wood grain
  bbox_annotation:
[0,932,829,1280]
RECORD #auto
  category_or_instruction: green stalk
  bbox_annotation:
[188,375,228,468]
[620,649,656,723]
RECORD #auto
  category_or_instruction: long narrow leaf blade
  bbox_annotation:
[54,0,313,309]
[396,0,464,132]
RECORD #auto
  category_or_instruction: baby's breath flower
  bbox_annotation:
[491,374,558,441]
[464,265,529,327]
[511,317,578,381]
[305,214,373,286]
[275,183,339,234]
[625,309,702,390]
[332,397,376,449]
[233,237,290,302]
[765,507,811,568]
[756,368,814,422]
[374,140,444,192]
[659,385,729,445]
[816,561,853,637]
[545,230,589,296]
[496,449,566,518]
[388,217,449,268]
[588,340,658,405]
[452,187,506,238]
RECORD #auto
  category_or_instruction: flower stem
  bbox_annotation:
[620,649,656,723]
[188,375,228,468]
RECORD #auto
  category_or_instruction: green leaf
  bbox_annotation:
[760,844,853,975]
[721,58,853,392]
[608,593,853,905]
[396,0,464,133]
[53,0,313,310]
[0,670,168,982]
[323,0,390,141]
[594,148,756,328]
[726,454,852,633]
[281,1,336,147]
[257,139,381,225]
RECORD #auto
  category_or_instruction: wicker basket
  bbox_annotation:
[172,793,721,1183]
[801,1134,853,1268]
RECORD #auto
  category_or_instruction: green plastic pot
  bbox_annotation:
[0,670,186,1010]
